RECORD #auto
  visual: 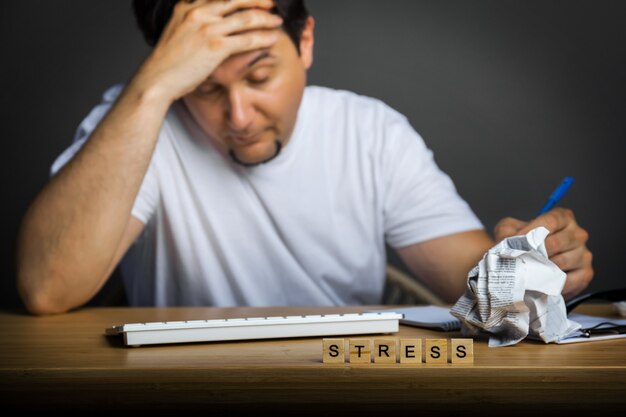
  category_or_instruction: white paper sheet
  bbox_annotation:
[450,227,581,347]
[552,313,626,344]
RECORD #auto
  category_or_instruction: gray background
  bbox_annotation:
[2,1,625,309]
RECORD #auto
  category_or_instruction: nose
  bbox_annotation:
[226,87,255,132]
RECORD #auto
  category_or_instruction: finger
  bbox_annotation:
[209,8,283,37]
[517,207,574,236]
[176,0,229,28]
[223,30,279,55]
[181,0,275,11]
[163,0,219,41]
[494,217,527,241]
[549,245,591,271]
[543,221,588,256]
[170,0,212,26]
[173,0,274,25]
[216,0,276,17]
[174,0,279,36]
[562,266,594,300]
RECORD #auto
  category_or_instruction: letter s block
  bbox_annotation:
[322,338,345,364]
[451,338,474,364]
[425,339,448,364]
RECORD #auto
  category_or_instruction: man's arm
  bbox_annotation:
[396,208,594,304]
[16,83,169,315]
[396,230,494,304]
[16,0,283,315]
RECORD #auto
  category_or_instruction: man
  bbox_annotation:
[16,0,593,314]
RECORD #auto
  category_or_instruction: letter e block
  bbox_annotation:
[374,339,397,364]
[451,338,473,364]
[322,338,345,364]
[425,339,447,364]
[349,339,372,364]
[400,339,422,364]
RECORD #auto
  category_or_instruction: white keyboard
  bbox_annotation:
[105,312,403,347]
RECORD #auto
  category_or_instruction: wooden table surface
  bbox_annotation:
[1,304,625,415]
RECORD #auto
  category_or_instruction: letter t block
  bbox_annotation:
[349,339,372,364]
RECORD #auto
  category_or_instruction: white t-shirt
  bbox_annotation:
[52,84,483,307]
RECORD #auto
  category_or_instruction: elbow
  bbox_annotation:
[16,268,71,316]
[16,236,75,315]
[17,282,63,316]
[20,293,63,316]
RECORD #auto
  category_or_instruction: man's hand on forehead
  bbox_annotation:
[174,0,283,55]
[212,0,278,19]
[180,0,277,22]
[136,0,282,101]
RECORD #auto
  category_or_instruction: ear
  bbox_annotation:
[299,16,315,70]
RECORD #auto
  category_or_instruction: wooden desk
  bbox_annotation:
[1,305,625,415]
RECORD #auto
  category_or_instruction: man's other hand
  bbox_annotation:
[494,207,594,299]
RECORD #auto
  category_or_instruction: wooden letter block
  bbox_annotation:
[349,339,372,364]
[322,338,345,364]
[373,339,397,364]
[425,339,447,364]
[451,338,474,364]
[400,339,422,364]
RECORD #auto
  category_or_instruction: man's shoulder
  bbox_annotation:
[101,83,124,103]
[305,85,389,106]
[304,85,406,122]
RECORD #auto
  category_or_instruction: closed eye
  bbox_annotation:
[247,65,274,86]
[196,84,223,97]
[248,76,271,85]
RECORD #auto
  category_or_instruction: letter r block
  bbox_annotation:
[373,339,397,364]
[322,338,345,363]
[451,338,474,364]
[349,339,372,364]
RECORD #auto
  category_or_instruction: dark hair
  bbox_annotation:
[132,0,309,52]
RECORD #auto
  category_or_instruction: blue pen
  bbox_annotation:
[537,176,574,216]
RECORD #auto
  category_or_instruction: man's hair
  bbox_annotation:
[132,0,309,52]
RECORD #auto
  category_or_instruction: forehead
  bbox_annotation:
[208,30,295,82]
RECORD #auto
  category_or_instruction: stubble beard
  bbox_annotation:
[229,139,283,167]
